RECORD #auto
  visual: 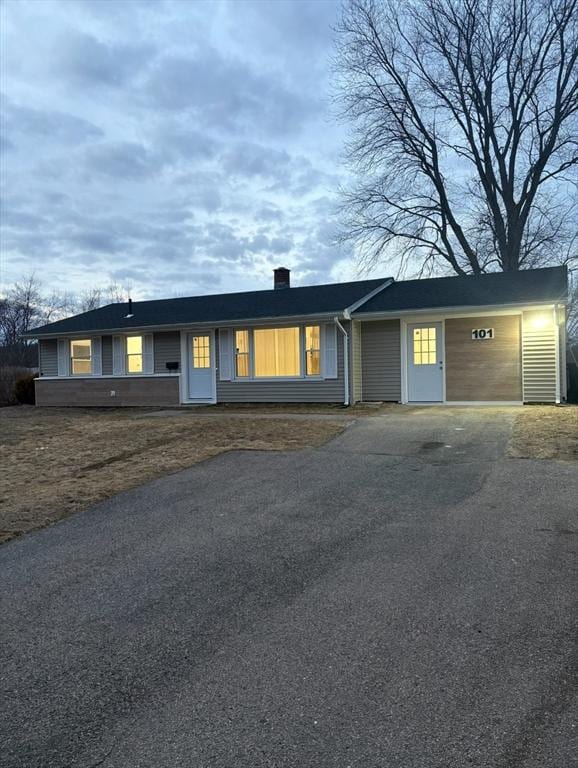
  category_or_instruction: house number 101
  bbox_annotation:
[471,328,494,340]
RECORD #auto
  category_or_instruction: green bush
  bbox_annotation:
[12,374,36,405]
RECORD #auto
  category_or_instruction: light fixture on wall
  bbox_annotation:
[530,313,551,330]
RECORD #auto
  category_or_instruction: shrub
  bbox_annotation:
[1,367,31,406]
[12,374,36,405]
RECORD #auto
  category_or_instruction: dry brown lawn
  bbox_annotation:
[509,405,578,462]
[3,402,574,546]
[0,406,346,544]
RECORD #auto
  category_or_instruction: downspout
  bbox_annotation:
[555,303,564,403]
[335,315,350,406]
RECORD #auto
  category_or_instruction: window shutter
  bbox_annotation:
[323,323,338,379]
[112,335,125,375]
[57,338,70,377]
[143,333,154,374]
[91,336,102,376]
[219,328,232,380]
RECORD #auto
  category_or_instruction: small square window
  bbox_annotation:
[413,328,437,366]
[192,335,210,368]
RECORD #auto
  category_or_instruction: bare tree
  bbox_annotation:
[77,288,104,313]
[106,281,128,305]
[335,0,578,276]
[42,290,77,324]
[0,276,43,347]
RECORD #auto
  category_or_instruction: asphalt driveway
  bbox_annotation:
[1,407,576,768]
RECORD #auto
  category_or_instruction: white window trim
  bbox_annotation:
[304,325,322,377]
[70,339,93,377]
[179,329,217,404]
[115,333,154,376]
[402,320,446,404]
[125,333,144,375]
[231,324,325,382]
[233,329,252,379]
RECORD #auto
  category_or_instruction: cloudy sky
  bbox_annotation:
[0,0,380,300]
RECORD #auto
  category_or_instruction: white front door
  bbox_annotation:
[187,332,215,401]
[407,323,444,402]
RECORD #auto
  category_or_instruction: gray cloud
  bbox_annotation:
[0,135,14,154]
[158,126,220,162]
[172,171,223,212]
[143,47,317,136]
[0,0,350,298]
[221,142,292,179]
[52,30,155,88]
[255,205,284,223]
[68,229,121,253]
[1,97,103,149]
[270,236,293,254]
[83,141,162,180]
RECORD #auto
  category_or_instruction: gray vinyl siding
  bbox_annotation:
[154,331,181,374]
[216,325,347,403]
[101,335,113,375]
[360,319,401,401]
[39,339,58,376]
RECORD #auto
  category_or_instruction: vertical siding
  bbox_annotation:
[216,324,347,403]
[351,321,362,403]
[522,310,558,403]
[154,331,181,374]
[39,339,58,376]
[360,320,401,401]
[101,335,113,375]
[445,315,522,401]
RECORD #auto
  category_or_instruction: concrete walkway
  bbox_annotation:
[0,408,576,768]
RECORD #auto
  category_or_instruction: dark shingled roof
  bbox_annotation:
[28,277,389,336]
[356,266,568,315]
[27,266,568,337]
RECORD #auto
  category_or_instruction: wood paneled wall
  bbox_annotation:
[445,315,522,402]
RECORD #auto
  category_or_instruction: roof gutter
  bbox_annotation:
[334,316,350,406]
[22,311,345,339]
[351,298,566,320]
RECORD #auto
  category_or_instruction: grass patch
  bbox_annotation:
[508,405,578,462]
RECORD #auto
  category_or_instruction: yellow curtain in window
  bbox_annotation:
[254,328,300,377]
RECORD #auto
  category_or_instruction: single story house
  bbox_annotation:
[26,265,568,407]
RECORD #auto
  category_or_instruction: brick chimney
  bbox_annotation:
[274,267,290,290]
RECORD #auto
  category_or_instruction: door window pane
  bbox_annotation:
[413,327,437,365]
[192,335,210,368]
[254,327,300,377]
[235,330,250,377]
[70,339,92,375]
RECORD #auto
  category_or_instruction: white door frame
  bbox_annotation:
[400,317,446,404]
[179,329,217,404]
